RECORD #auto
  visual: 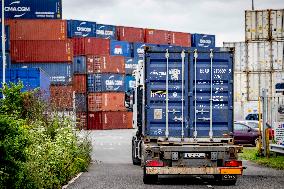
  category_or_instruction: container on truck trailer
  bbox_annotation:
[131,46,243,185]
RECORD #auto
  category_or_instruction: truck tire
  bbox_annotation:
[214,175,237,186]
[143,166,158,184]
[132,137,141,165]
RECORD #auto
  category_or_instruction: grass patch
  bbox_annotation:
[240,148,284,170]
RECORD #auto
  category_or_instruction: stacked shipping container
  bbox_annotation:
[224,8,284,121]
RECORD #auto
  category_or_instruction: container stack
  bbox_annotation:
[223,9,284,120]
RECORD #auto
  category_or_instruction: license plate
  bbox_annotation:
[222,174,237,180]
[184,153,206,158]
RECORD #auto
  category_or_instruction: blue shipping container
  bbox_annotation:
[125,75,135,92]
[88,73,125,92]
[192,34,216,48]
[0,68,50,99]
[125,57,138,75]
[75,93,87,112]
[96,24,116,40]
[1,0,62,19]
[67,20,96,38]
[110,40,132,57]
[0,53,11,68]
[143,47,234,138]
[0,26,10,51]
[11,62,72,84]
[73,56,86,74]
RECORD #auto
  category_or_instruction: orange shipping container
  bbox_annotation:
[73,74,87,93]
[6,19,67,40]
[87,55,125,74]
[50,85,73,110]
[88,92,126,112]
[76,112,87,130]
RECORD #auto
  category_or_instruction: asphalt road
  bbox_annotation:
[67,130,284,189]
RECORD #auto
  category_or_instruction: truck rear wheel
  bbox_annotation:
[143,166,158,184]
[132,137,141,165]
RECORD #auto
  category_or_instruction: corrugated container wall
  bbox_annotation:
[86,55,125,74]
[73,56,87,74]
[88,92,126,112]
[76,112,87,130]
[0,26,10,51]
[125,57,137,75]
[270,9,284,41]
[96,24,116,40]
[245,10,270,41]
[72,38,110,56]
[0,68,50,99]
[125,75,135,92]
[88,111,132,130]
[6,19,67,40]
[11,40,73,62]
[1,0,62,19]
[192,34,216,48]
[87,73,125,92]
[117,26,144,43]
[145,29,171,45]
[169,32,191,47]
[67,20,96,38]
[75,93,87,112]
[73,74,87,93]
[223,41,284,72]
[110,40,132,57]
[50,85,73,110]
[11,62,72,84]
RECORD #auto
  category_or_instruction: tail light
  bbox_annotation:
[145,160,164,167]
[225,160,242,167]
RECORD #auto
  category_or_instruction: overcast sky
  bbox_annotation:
[63,0,284,46]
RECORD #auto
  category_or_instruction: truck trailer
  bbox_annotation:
[132,46,243,185]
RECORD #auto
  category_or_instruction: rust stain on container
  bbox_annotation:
[86,55,125,74]
[6,19,67,40]
[88,92,126,112]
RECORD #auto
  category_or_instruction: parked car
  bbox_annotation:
[236,120,274,140]
[233,122,260,146]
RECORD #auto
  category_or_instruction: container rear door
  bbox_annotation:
[144,48,189,137]
[189,48,234,138]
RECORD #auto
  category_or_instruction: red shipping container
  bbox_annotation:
[50,85,73,110]
[72,37,110,56]
[88,92,126,112]
[117,26,145,43]
[88,111,133,130]
[145,29,171,45]
[76,112,87,130]
[87,55,125,74]
[11,40,73,63]
[6,19,67,40]
[170,31,191,47]
[73,74,87,93]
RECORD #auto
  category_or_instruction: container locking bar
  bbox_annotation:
[165,49,170,139]
[209,49,214,140]
[181,50,185,140]
[194,49,198,140]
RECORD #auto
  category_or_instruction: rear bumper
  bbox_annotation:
[145,166,243,175]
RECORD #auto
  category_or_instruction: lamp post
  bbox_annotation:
[1,0,5,98]
[252,0,255,10]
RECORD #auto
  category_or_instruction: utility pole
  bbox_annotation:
[1,0,6,98]
[252,0,255,10]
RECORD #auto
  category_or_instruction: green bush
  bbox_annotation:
[0,83,91,188]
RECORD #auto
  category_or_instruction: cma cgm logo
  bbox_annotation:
[114,45,123,55]
[5,0,31,18]
[96,26,114,36]
[77,22,92,37]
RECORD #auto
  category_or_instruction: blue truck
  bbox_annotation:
[132,46,243,185]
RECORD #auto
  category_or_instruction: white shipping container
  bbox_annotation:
[248,72,272,101]
[245,10,270,41]
[270,9,284,41]
[234,72,248,102]
[224,41,284,72]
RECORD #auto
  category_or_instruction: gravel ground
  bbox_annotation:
[68,130,284,189]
